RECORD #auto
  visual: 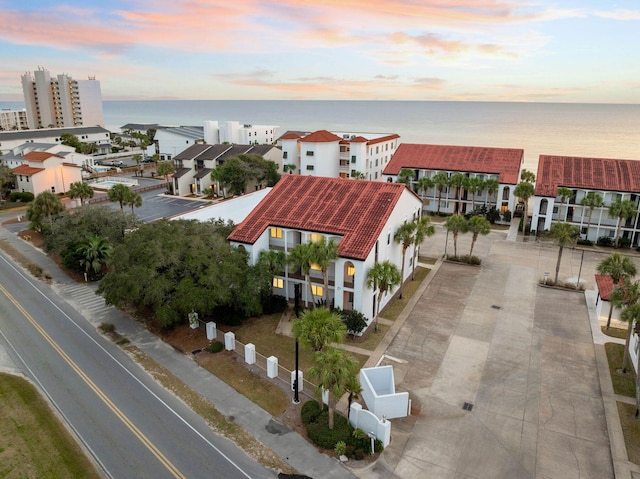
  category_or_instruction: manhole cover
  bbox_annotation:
[463,402,474,411]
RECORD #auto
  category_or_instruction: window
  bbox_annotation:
[310,233,324,242]
[283,151,288,159]
[310,263,321,271]
[376,146,379,154]
[347,265,355,276]
[270,227,283,238]
[312,285,324,297]
[273,278,284,288]
[306,151,314,156]
[351,155,356,163]
[306,165,314,170]
[387,233,390,244]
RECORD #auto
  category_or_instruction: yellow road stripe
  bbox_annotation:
[0,283,186,479]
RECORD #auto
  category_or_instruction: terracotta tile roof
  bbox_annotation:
[299,130,342,143]
[279,132,304,140]
[349,136,368,143]
[23,151,63,162]
[383,143,523,184]
[365,134,400,145]
[14,164,45,175]
[535,155,640,197]
[595,274,626,301]
[228,175,411,260]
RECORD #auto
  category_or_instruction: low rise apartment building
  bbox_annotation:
[13,151,82,196]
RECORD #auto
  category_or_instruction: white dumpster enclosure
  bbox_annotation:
[360,365,409,419]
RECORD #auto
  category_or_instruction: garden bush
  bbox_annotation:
[502,210,512,222]
[204,341,224,353]
[619,237,632,248]
[261,294,288,314]
[301,400,323,425]
[577,238,593,246]
[344,310,367,337]
[9,191,34,202]
[305,411,352,450]
[597,236,613,247]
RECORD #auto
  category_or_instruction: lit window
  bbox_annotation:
[347,265,355,276]
[310,233,324,242]
[270,227,283,238]
[273,278,284,288]
[312,285,324,296]
[311,263,321,271]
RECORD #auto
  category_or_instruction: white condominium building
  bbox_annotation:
[204,121,279,145]
[0,109,28,131]
[21,67,104,129]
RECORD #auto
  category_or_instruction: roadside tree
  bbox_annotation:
[467,216,491,257]
[366,260,401,332]
[608,199,637,247]
[292,307,346,352]
[26,191,64,231]
[156,161,175,193]
[445,214,467,258]
[597,252,637,329]
[68,181,94,206]
[549,222,580,285]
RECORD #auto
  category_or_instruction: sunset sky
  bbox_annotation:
[1,0,638,103]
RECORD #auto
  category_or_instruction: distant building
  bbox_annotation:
[13,151,82,196]
[172,143,281,197]
[279,130,400,180]
[0,109,28,131]
[204,121,279,145]
[531,155,640,244]
[1,142,94,172]
[152,126,205,161]
[382,143,524,215]
[21,67,104,129]
[0,126,112,156]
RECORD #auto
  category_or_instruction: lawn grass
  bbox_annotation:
[0,373,102,479]
[124,346,297,475]
[602,326,627,340]
[617,402,640,464]
[380,267,430,321]
[604,342,636,397]
[345,322,390,352]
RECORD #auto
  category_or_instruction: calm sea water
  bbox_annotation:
[3,100,639,171]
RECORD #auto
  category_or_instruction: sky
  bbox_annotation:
[1,0,639,103]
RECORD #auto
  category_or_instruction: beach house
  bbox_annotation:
[12,151,82,196]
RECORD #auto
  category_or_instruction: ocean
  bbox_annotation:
[3,100,639,171]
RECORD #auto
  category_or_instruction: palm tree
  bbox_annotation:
[292,307,346,352]
[415,177,434,202]
[156,161,175,193]
[68,181,94,206]
[520,169,536,184]
[597,252,637,329]
[411,216,435,280]
[465,177,485,212]
[556,187,574,221]
[580,192,604,240]
[283,163,297,174]
[76,235,113,278]
[394,221,416,299]
[467,216,491,257]
[484,178,500,208]
[309,237,339,305]
[621,302,640,374]
[107,184,130,212]
[308,347,357,429]
[26,191,65,231]
[432,172,450,214]
[258,249,287,285]
[608,198,637,247]
[288,242,315,306]
[366,260,401,332]
[125,190,142,214]
[350,170,366,180]
[513,182,535,235]
[345,373,362,419]
[449,173,466,214]
[397,168,415,186]
[549,222,580,285]
[445,214,468,258]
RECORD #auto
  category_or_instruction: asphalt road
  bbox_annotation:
[0,251,275,479]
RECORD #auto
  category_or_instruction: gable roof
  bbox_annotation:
[23,151,63,162]
[595,274,626,301]
[0,126,110,142]
[299,130,342,143]
[535,155,640,197]
[383,143,523,184]
[228,175,414,260]
[14,164,45,175]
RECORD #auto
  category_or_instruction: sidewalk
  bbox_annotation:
[0,225,356,479]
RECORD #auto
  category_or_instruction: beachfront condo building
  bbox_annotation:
[21,68,104,129]
[382,143,524,216]
[279,130,400,180]
[531,155,640,246]
[0,108,28,131]
[204,121,279,145]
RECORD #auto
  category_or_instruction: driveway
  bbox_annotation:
[374,225,618,479]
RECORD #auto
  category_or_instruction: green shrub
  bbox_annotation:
[597,236,613,247]
[503,210,512,222]
[204,341,224,353]
[99,322,115,333]
[27,263,44,277]
[577,238,593,246]
[344,310,367,337]
[619,237,632,248]
[335,440,347,456]
[261,294,288,314]
[116,337,130,345]
[305,411,352,450]
[301,400,323,425]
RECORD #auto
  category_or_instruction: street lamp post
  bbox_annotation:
[293,283,301,404]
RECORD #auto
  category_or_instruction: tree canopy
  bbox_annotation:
[97,219,268,328]
[210,154,280,197]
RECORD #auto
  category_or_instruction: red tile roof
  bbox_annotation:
[595,274,626,301]
[535,155,640,197]
[14,164,45,175]
[228,175,413,260]
[383,144,523,184]
[365,134,400,145]
[299,130,342,143]
[23,151,63,162]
